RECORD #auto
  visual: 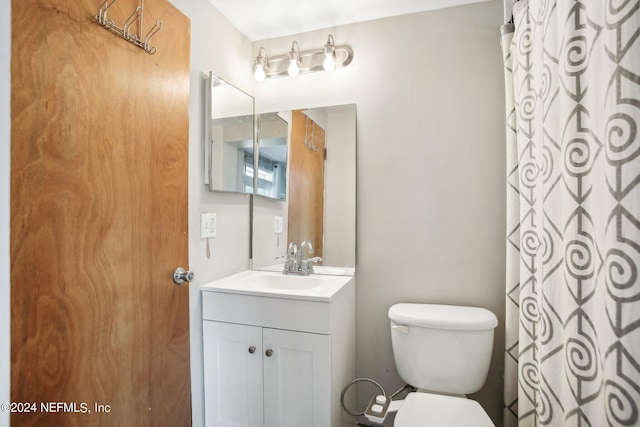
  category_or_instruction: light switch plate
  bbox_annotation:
[201,213,217,238]
[274,216,284,233]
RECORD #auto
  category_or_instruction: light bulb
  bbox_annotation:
[254,48,268,81]
[288,61,300,77]
[254,63,266,81]
[323,35,336,71]
[323,52,336,71]
[288,56,300,77]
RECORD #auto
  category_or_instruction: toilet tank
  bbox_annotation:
[388,303,498,395]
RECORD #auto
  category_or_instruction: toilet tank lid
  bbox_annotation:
[388,303,498,330]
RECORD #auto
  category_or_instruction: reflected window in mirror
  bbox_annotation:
[256,113,289,200]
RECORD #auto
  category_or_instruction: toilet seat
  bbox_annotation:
[394,392,494,427]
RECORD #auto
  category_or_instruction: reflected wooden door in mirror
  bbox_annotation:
[289,110,325,260]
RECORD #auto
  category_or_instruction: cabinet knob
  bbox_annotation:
[248,346,256,354]
[265,349,273,357]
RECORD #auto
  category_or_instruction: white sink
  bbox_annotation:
[201,269,353,301]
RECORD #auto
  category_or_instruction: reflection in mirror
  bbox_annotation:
[205,72,255,194]
[252,105,356,276]
[256,113,288,200]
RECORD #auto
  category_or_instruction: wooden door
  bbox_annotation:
[10,0,191,425]
[288,110,325,259]
[202,322,263,427]
[262,328,330,427]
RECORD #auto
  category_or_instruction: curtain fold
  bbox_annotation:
[502,20,520,427]
[502,1,640,426]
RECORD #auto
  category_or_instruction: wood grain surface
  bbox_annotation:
[11,0,191,425]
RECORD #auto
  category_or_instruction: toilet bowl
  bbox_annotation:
[393,392,494,426]
[388,303,498,426]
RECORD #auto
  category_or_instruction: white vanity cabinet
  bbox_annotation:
[203,322,331,427]
[201,272,355,427]
[202,321,264,427]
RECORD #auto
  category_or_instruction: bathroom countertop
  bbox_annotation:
[201,269,354,302]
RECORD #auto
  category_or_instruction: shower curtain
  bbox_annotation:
[501,1,640,426]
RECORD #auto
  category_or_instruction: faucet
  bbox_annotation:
[285,242,298,273]
[282,240,322,275]
[300,240,322,275]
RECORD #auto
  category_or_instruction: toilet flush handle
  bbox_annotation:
[391,324,409,334]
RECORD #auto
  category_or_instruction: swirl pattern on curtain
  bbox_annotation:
[501,1,640,426]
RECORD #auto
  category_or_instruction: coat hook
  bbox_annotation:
[143,20,162,54]
[122,6,143,42]
[93,0,163,55]
[95,0,117,27]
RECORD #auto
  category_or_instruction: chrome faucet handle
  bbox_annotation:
[301,256,322,274]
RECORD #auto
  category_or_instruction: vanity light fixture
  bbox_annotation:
[253,34,353,80]
[253,47,269,81]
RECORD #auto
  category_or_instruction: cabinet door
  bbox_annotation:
[203,321,264,427]
[263,329,331,427]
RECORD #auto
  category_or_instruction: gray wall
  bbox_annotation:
[253,1,506,424]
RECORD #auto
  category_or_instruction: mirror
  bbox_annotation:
[252,105,356,276]
[205,72,255,194]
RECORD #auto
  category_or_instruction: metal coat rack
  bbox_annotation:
[94,0,162,55]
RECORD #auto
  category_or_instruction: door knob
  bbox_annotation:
[265,349,273,357]
[248,346,256,354]
[173,267,194,285]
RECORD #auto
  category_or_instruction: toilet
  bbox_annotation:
[388,303,498,426]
